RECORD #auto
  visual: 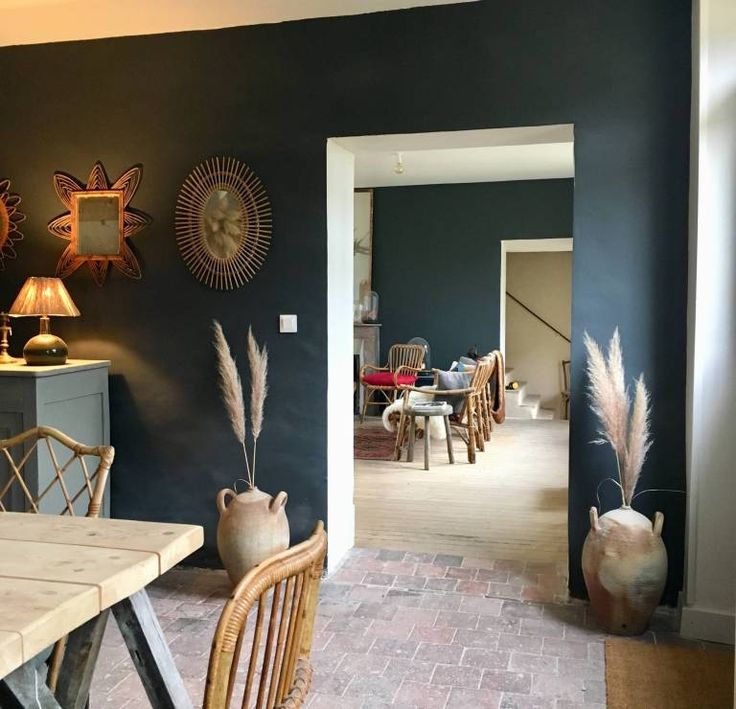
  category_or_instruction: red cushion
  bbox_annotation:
[362,372,417,387]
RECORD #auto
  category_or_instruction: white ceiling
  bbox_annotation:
[0,0,478,47]
[334,125,575,188]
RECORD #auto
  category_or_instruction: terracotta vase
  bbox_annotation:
[216,486,290,585]
[582,505,667,635]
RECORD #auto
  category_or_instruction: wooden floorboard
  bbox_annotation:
[355,417,569,565]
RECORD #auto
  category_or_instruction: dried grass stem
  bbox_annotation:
[584,328,652,506]
[213,320,269,489]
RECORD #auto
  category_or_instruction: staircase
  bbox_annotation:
[504,367,555,420]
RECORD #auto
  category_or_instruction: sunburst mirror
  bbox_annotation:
[0,179,26,269]
[48,162,152,286]
[175,157,272,290]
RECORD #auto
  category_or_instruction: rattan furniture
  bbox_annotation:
[0,425,113,519]
[359,343,424,422]
[203,522,327,709]
[480,350,506,441]
[395,359,495,464]
[0,425,115,693]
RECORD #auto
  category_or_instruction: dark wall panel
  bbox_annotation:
[0,0,690,601]
[371,180,574,369]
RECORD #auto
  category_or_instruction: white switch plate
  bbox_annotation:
[279,314,297,333]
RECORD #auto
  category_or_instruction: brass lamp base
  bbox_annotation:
[23,334,68,366]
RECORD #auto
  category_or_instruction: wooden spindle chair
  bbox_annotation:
[0,425,115,691]
[359,343,425,422]
[204,522,327,709]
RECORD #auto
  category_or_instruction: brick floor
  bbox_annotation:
[91,547,695,708]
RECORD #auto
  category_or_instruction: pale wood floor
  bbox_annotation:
[355,417,569,566]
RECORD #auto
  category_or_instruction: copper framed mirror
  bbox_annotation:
[72,191,124,257]
[175,157,272,290]
[0,179,26,269]
[48,162,151,286]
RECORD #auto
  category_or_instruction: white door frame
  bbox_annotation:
[499,237,573,356]
[325,139,356,574]
[327,128,574,575]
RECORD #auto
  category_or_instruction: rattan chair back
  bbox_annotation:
[387,343,425,372]
[0,425,114,690]
[0,425,113,518]
[204,522,328,709]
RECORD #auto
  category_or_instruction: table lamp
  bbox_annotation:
[9,277,80,365]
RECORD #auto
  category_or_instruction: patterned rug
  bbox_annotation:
[354,426,397,460]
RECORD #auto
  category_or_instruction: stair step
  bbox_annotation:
[505,389,538,419]
[505,381,528,401]
[503,369,556,420]
[520,394,541,409]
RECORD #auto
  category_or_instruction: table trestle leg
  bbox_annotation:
[112,589,193,709]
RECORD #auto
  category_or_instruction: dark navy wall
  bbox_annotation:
[0,0,690,601]
[371,180,574,369]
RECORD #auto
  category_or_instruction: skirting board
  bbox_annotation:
[680,605,735,645]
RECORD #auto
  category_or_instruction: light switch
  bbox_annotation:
[279,314,297,333]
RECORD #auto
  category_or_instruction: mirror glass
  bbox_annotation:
[204,190,243,259]
[75,193,122,256]
[203,189,242,259]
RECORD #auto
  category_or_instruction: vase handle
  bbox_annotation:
[217,488,236,515]
[589,506,600,534]
[270,491,288,513]
[653,511,664,537]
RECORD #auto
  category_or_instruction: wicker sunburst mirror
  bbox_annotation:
[0,179,26,269]
[48,162,152,286]
[175,157,272,290]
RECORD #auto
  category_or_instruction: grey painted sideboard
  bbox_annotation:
[0,359,111,516]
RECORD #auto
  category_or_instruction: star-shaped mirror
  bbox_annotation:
[48,162,151,286]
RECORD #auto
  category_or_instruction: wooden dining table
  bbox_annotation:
[0,511,204,709]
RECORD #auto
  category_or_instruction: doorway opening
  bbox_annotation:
[500,238,573,420]
[327,126,574,582]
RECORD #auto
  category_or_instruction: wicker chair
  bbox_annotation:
[0,425,114,691]
[0,426,113,518]
[203,522,327,709]
[359,343,425,422]
[480,350,506,441]
[395,359,495,464]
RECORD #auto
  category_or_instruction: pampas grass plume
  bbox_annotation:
[247,327,268,442]
[584,328,652,507]
[625,374,652,504]
[213,320,246,446]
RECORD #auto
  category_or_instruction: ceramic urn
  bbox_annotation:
[216,486,290,585]
[582,505,667,635]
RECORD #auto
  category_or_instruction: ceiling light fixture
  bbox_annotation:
[393,152,405,175]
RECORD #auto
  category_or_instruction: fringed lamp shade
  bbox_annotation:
[9,277,80,365]
[9,277,80,318]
